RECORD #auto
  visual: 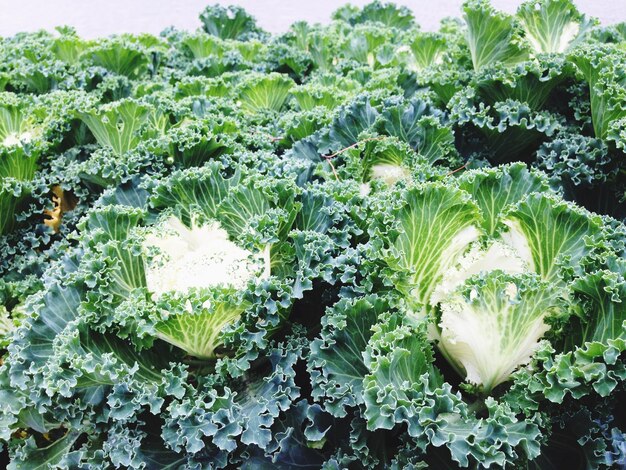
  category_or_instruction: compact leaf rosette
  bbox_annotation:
[60,161,305,361]
[310,163,625,466]
[114,162,300,359]
[0,162,348,466]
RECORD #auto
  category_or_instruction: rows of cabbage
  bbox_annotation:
[0,0,625,468]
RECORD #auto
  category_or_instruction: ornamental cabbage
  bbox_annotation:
[1,1,625,468]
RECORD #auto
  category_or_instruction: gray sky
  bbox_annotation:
[0,0,624,38]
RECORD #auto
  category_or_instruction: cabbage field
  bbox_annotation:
[1,0,625,468]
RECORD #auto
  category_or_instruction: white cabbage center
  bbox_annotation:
[431,240,529,305]
[2,131,33,147]
[438,283,550,390]
[143,216,266,295]
[370,163,410,186]
[432,219,550,390]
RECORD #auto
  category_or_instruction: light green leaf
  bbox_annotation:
[182,34,225,59]
[88,44,148,78]
[237,74,294,113]
[154,291,250,359]
[405,33,447,71]
[438,271,559,392]
[463,0,529,71]
[150,162,240,227]
[518,0,593,54]
[77,100,153,156]
[504,193,602,284]
[458,163,550,237]
[218,186,271,238]
[383,183,481,308]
